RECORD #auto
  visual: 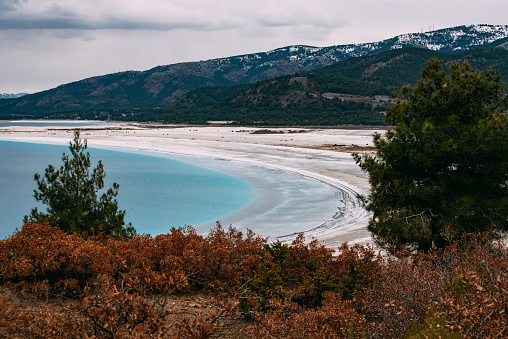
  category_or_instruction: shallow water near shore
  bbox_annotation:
[0,140,253,238]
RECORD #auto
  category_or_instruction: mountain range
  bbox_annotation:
[137,47,508,125]
[1,24,508,123]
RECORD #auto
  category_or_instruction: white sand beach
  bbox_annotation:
[0,121,387,248]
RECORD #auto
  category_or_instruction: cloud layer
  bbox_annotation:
[0,0,345,33]
[1,0,507,93]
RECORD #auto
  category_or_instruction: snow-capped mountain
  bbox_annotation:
[215,24,508,77]
[373,24,508,52]
[2,24,508,116]
[0,93,27,99]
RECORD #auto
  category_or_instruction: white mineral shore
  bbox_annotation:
[0,121,387,249]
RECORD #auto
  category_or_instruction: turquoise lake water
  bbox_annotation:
[0,141,253,239]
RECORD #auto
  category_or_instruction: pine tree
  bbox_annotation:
[353,59,508,251]
[24,130,135,238]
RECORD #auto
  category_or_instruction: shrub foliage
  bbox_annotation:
[1,221,506,337]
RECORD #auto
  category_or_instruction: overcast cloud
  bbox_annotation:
[0,0,506,93]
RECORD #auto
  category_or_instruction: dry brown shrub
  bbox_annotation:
[434,270,507,338]
[356,251,446,337]
[0,294,88,338]
[0,222,113,296]
[73,282,171,338]
[151,225,205,290]
[356,233,508,338]
[169,296,240,339]
[199,223,267,291]
[250,292,366,338]
[431,236,508,338]
[105,233,190,295]
[1,222,507,338]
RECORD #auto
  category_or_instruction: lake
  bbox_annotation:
[0,140,253,239]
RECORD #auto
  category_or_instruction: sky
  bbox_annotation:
[0,0,507,94]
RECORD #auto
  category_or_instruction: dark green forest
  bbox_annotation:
[125,48,508,125]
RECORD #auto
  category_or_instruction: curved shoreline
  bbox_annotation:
[0,123,380,247]
[170,150,370,242]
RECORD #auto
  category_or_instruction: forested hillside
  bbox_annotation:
[2,47,508,125]
[130,48,508,125]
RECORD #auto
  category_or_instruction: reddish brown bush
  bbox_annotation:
[356,251,446,337]
[0,295,88,338]
[0,222,113,296]
[357,233,508,338]
[431,236,508,338]
[250,292,366,338]
[1,222,506,338]
[73,282,172,337]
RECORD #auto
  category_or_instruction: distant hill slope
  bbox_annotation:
[130,47,508,126]
[1,24,508,118]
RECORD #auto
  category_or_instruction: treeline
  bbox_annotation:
[132,98,387,126]
[132,73,389,125]
[127,48,508,126]
[0,222,506,337]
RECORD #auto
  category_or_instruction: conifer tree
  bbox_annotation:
[24,130,135,238]
[353,59,508,251]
